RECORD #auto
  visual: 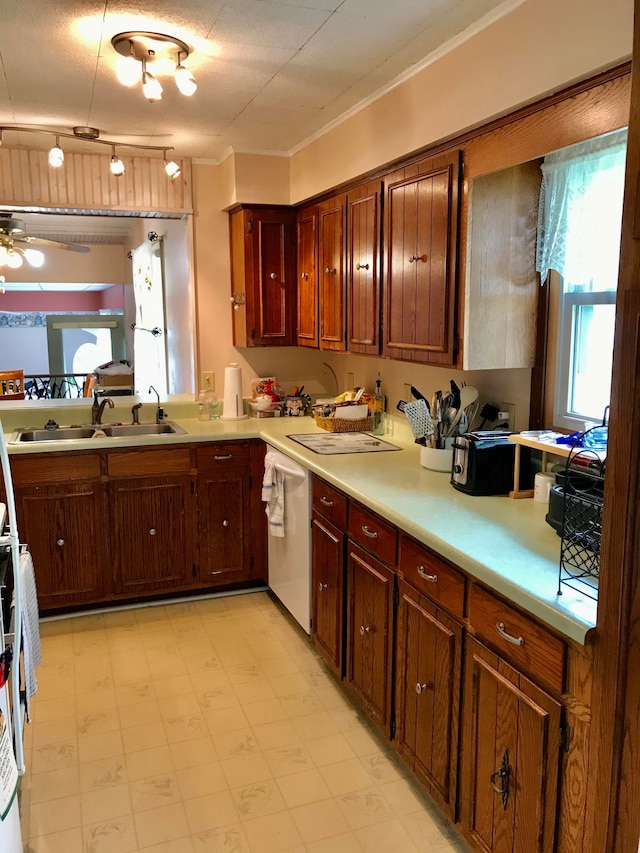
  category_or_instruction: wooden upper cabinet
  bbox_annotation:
[229,205,297,347]
[348,180,382,355]
[383,150,461,364]
[297,204,319,347]
[319,194,347,351]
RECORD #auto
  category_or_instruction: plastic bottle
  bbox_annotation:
[198,390,209,421]
[372,373,386,435]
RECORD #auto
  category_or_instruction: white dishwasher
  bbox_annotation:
[265,447,312,633]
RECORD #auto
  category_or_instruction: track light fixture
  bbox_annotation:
[0,126,182,182]
[112,32,197,103]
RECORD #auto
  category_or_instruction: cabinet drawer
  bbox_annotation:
[312,477,347,530]
[349,503,397,566]
[398,535,465,618]
[197,443,250,470]
[10,453,101,485]
[107,448,191,477]
[468,584,565,693]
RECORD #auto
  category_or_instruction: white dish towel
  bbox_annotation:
[19,550,42,708]
[262,451,285,537]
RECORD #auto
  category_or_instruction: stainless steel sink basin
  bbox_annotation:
[10,421,186,443]
[100,422,186,437]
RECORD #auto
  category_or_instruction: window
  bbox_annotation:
[537,129,627,430]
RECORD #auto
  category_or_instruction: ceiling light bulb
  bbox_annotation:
[142,69,163,102]
[48,137,64,167]
[110,148,125,177]
[116,54,140,87]
[7,250,22,269]
[164,159,181,180]
[23,248,45,268]
[0,246,8,265]
[175,64,197,96]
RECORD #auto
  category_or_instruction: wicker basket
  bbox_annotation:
[314,413,372,432]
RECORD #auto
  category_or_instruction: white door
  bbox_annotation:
[131,239,167,396]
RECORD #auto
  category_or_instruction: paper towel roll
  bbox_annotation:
[221,362,248,420]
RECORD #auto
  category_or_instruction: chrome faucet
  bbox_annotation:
[148,385,165,424]
[91,393,114,425]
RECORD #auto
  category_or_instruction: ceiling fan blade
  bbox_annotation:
[17,235,90,253]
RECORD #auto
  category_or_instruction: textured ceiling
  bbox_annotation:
[0,0,512,161]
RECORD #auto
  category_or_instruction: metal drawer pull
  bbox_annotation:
[361,525,378,539]
[490,749,510,810]
[319,582,327,591]
[356,262,369,270]
[222,520,229,527]
[408,253,428,264]
[496,622,524,646]
[359,625,371,636]
[320,496,334,507]
[149,528,156,536]
[214,454,233,460]
[56,538,65,547]
[417,566,438,583]
[416,683,427,694]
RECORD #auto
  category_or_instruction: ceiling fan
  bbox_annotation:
[0,214,90,269]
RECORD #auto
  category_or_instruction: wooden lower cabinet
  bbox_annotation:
[16,481,106,609]
[311,513,345,676]
[394,579,462,818]
[345,542,394,734]
[110,474,195,596]
[197,466,251,585]
[460,636,561,853]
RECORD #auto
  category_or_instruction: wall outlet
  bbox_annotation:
[201,371,215,392]
[499,402,516,431]
[346,372,355,390]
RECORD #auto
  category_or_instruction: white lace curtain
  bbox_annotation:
[536,128,628,290]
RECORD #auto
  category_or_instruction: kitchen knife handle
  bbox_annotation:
[361,525,378,539]
[496,622,524,646]
[417,566,438,583]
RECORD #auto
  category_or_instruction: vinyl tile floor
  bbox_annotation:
[19,591,471,853]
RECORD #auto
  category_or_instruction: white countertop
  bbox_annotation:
[1,407,597,644]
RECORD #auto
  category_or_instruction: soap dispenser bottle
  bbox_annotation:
[372,373,385,435]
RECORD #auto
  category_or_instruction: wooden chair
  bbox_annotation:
[0,369,24,400]
[83,374,97,398]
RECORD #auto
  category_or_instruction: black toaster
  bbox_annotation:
[451,431,532,496]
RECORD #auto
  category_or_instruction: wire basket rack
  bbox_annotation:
[557,426,607,601]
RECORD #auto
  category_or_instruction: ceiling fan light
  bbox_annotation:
[175,64,197,96]
[142,70,163,102]
[116,54,140,87]
[110,148,125,177]
[48,139,64,168]
[23,247,45,268]
[0,246,8,265]
[164,159,181,180]
[7,249,22,269]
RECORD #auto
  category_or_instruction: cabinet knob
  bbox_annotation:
[361,525,378,539]
[359,625,371,636]
[325,267,336,275]
[416,683,428,695]
[417,566,438,583]
[319,582,327,591]
[356,262,370,271]
[320,496,334,507]
[149,528,156,536]
[56,538,65,547]
[270,272,278,280]
[496,622,524,646]
[223,519,229,527]
[300,272,308,280]
[408,254,428,264]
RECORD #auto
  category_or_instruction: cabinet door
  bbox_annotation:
[346,543,394,733]
[319,194,347,351]
[395,580,462,817]
[230,206,297,347]
[297,205,319,347]
[311,513,345,677]
[383,151,460,364]
[348,181,381,355]
[461,637,561,853]
[110,475,194,595]
[16,482,105,609]
[197,465,251,585]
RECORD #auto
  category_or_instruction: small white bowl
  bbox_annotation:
[420,446,453,473]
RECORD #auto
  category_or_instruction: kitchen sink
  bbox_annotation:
[10,421,186,443]
[100,422,186,437]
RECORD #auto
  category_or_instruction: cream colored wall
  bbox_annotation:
[6,244,125,284]
[290,0,633,201]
